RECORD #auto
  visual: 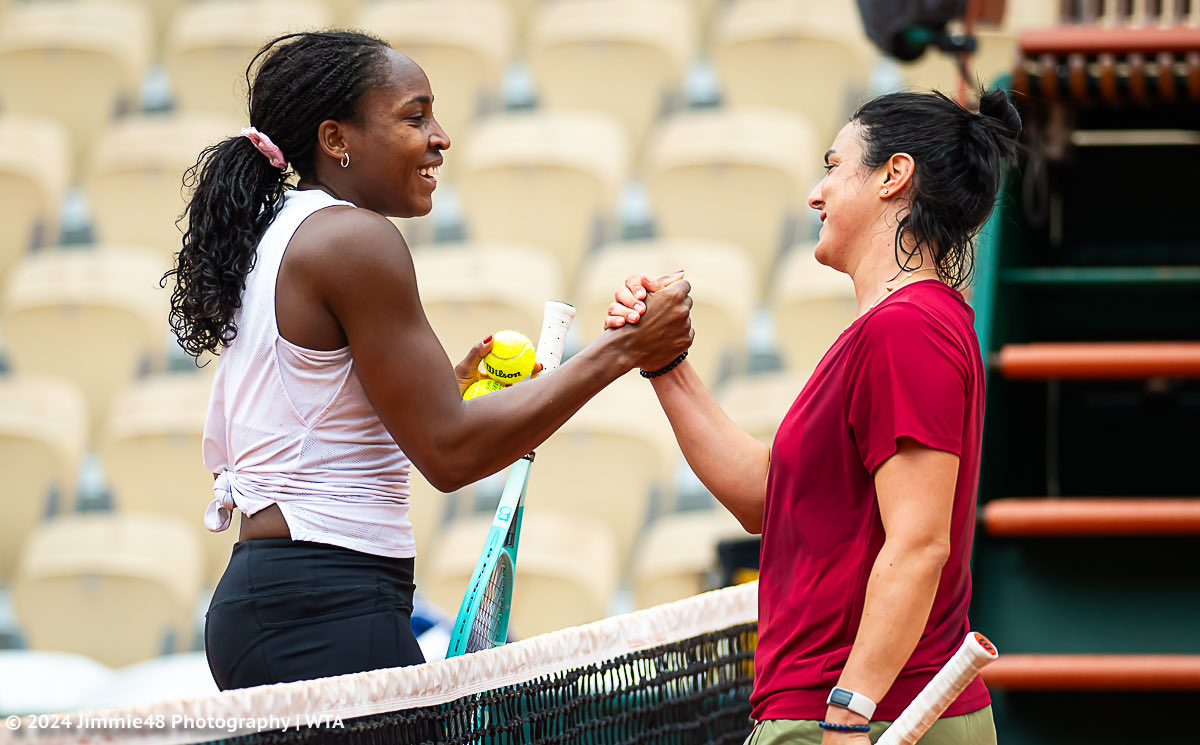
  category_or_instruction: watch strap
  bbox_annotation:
[826,686,877,720]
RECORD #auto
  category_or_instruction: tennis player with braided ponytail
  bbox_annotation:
[166,31,693,691]
[608,89,1021,744]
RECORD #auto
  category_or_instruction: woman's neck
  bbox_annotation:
[850,247,941,317]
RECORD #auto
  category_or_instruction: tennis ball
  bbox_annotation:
[463,378,505,400]
[483,330,536,384]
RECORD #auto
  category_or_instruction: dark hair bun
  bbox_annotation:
[969,88,1022,165]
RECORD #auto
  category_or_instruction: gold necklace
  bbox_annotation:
[868,268,938,309]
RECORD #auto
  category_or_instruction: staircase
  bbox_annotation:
[968,3,1200,742]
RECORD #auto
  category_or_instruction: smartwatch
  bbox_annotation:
[826,686,877,721]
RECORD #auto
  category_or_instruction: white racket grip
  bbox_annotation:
[536,300,575,373]
[876,632,999,745]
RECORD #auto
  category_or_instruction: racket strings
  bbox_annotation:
[466,560,509,652]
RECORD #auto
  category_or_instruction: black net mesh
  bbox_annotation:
[199,623,757,745]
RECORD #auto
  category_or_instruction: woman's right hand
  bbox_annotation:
[605,270,686,328]
[608,274,693,372]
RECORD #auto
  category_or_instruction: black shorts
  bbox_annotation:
[205,538,424,691]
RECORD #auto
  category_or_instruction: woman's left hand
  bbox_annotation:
[454,334,541,394]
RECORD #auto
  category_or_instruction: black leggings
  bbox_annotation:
[205,538,425,691]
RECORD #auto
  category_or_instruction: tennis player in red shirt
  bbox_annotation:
[607,88,1021,744]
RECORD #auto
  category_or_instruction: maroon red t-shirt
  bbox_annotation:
[750,280,991,722]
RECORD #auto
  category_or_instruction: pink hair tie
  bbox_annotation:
[240,126,287,170]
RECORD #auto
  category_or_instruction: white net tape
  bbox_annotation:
[5,582,757,745]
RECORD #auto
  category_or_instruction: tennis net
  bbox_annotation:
[8,582,758,745]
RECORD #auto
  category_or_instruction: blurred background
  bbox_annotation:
[0,1,1196,742]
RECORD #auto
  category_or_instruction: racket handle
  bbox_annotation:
[875,632,998,745]
[536,300,576,373]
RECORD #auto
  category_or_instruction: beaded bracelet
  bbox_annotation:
[639,351,688,379]
[818,722,872,734]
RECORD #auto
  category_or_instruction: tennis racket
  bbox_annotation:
[875,631,999,745]
[446,300,576,657]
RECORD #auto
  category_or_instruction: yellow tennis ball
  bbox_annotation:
[483,330,536,384]
[463,378,505,400]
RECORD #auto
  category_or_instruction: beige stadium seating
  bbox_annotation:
[769,242,859,373]
[100,373,234,586]
[711,0,878,147]
[164,0,332,121]
[717,368,813,446]
[574,238,757,383]
[524,371,679,559]
[644,107,819,285]
[0,114,70,288]
[0,248,170,445]
[86,113,240,265]
[356,0,513,161]
[632,507,748,610]
[410,242,565,365]
[0,1,151,177]
[455,110,629,286]
[424,510,618,640]
[0,376,88,583]
[526,0,696,157]
[11,512,203,667]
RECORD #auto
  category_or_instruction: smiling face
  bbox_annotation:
[806,121,885,275]
[333,49,450,218]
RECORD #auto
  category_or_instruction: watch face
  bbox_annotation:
[830,688,854,707]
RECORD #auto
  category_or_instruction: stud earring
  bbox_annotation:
[341,152,350,168]
[883,189,889,194]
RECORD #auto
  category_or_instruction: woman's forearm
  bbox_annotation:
[649,360,768,532]
[832,539,946,710]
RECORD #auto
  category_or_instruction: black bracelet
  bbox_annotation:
[818,722,871,733]
[639,351,688,379]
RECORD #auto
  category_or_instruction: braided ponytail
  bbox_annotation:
[164,31,391,359]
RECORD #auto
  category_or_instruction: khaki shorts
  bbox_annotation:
[746,706,996,745]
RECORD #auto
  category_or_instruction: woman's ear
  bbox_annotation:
[316,119,349,162]
[881,152,915,198]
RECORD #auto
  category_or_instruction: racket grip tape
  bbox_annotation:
[536,300,575,373]
[875,632,999,745]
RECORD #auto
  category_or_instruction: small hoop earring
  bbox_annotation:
[340,152,350,168]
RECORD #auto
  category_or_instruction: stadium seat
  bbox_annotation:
[524,371,679,559]
[409,242,565,365]
[768,241,858,373]
[423,510,619,640]
[716,368,812,446]
[355,0,513,161]
[0,114,70,288]
[164,0,332,120]
[525,0,696,157]
[644,107,819,285]
[455,110,629,286]
[0,650,114,715]
[574,238,758,383]
[0,248,171,445]
[86,113,240,265]
[325,0,364,27]
[0,376,88,584]
[711,0,878,145]
[11,511,203,668]
[0,1,151,178]
[99,374,234,587]
[631,507,748,610]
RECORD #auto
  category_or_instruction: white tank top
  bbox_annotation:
[202,189,416,558]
